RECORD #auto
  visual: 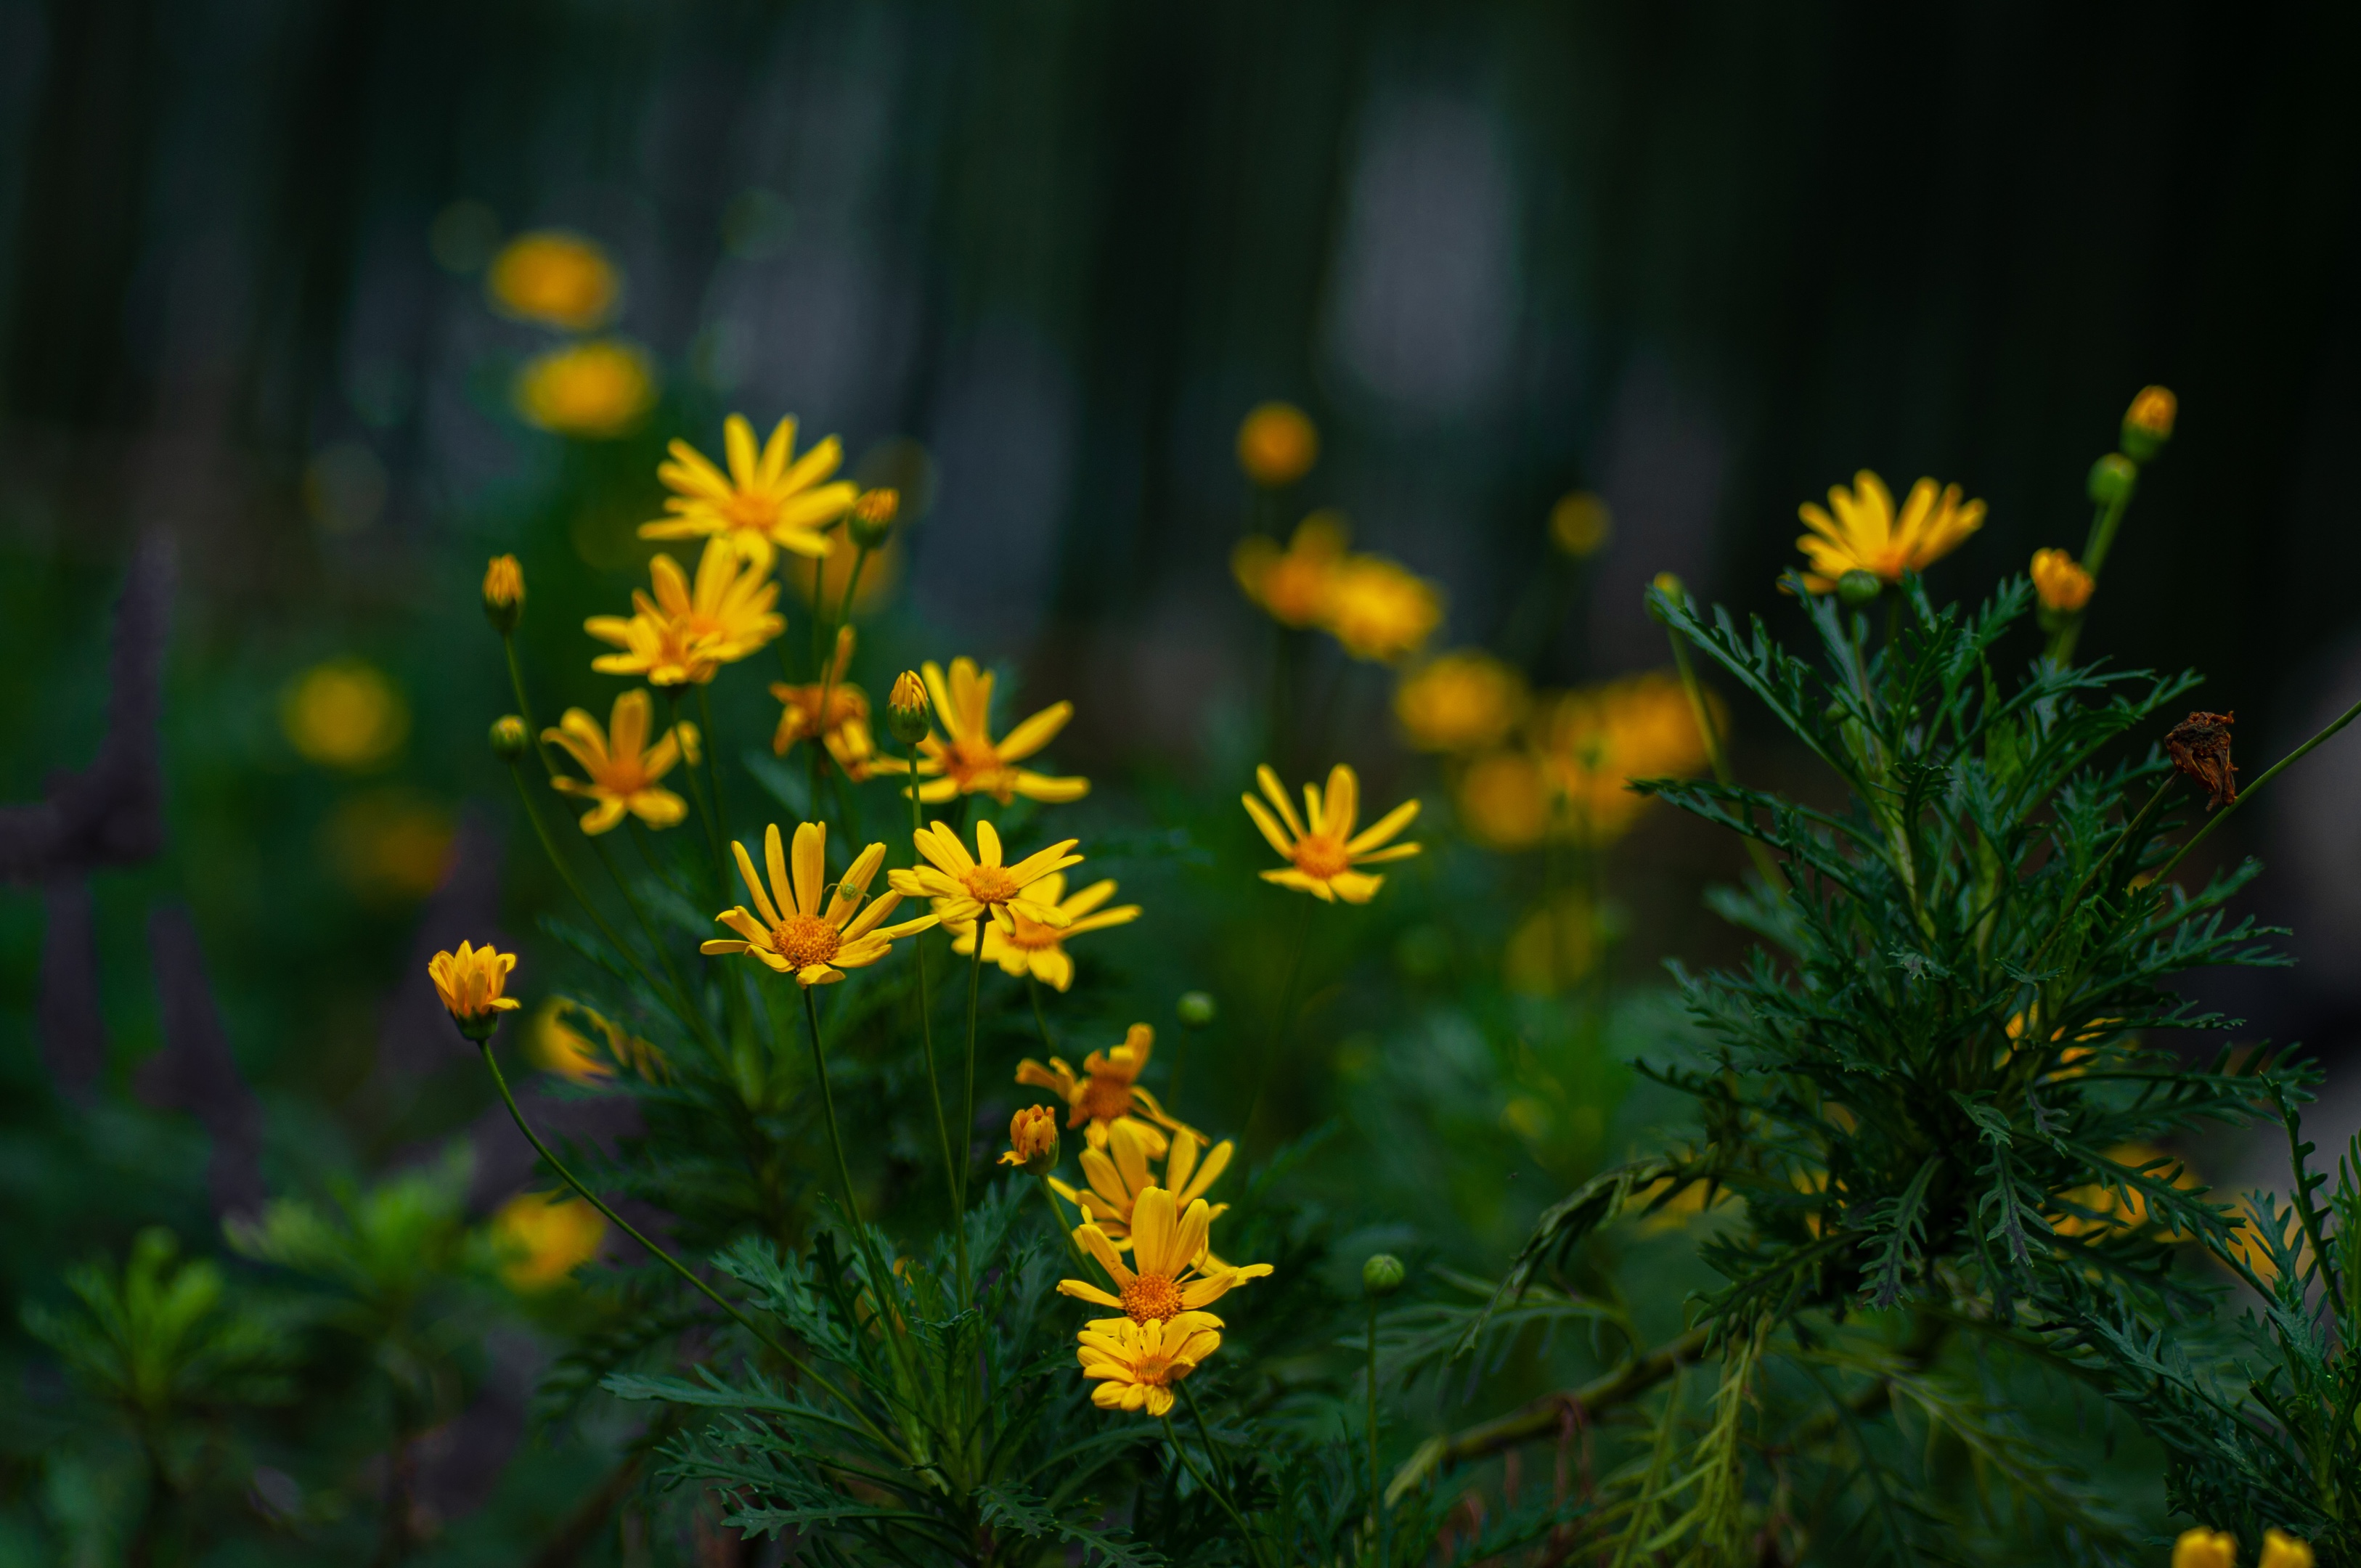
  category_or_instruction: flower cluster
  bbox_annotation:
[486,229,658,438]
[1233,511,1443,665]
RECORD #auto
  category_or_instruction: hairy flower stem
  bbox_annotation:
[1243,897,1316,1150]
[2153,692,2361,886]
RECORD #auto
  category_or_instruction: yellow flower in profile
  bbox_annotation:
[1058,1185,1273,1323]
[1795,471,1985,592]
[1549,491,1612,558]
[1322,554,1442,664]
[998,1104,1061,1175]
[891,818,1082,932]
[640,414,857,571]
[486,230,619,330]
[282,660,409,769]
[769,632,869,759]
[2259,1529,2313,1568]
[701,822,935,987]
[491,1191,607,1291]
[1236,401,1318,486]
[1456,750,1549,849]
[428,941,521,1037]
[2030,547,2094,613]
[586,539,783,687]
[947,873,1139,992]
[482,555,525,631]
[1053,1117,1234,1246]
[1395,650,1527,752]
[1232,512,1348,628]
[1077,1314,1222,1417]
[529,997,668,1085]
[1241,764,1420,903]
[2174,1528,2238,1568]
[1533,671,1717,846]
[513,340,656,438]
[878,658,1089,804]
[542,690,688,835]
[1019,1024,1194,1152]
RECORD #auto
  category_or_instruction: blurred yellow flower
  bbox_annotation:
[322,789,454,901]
[947,872,1140,992]
[1533,671,1717,846]
[2030,547,2094,613]
[428,941,521,1030]
[529,997,667,1085]
[2174,1529,2237,1568]
[1236,401,1318,486]
[1549,491,1612,558]
[769,632,869,759]
[641,414,856,571]
[486,230,619,330]
[876,657,1090,804]
[1455,750,1550,849]
[1395,650,1526,752]
[2260,1529,2314,1568]
[1795,471,1984,592]
[1077,1313,1220,1418]
[482,555,525,631]
[1322,554,1443,664]
[1232,512,1347,629]
[2050,1143,2201,1239]
[1241,763,1420,903]
[2126,385,2178,442]
[998,1104,1061,1175]
[1018,1024,1193,1152]
[513,340,657,438]
[823,715,888,783]
[282,659,409,769]
[1058,1185,1271,1324]
[701,822,934,987]
[1052,1117,1233,1246]
[490,1191,606,1291]
[542,689,688,834]
[891,818,1082,932]
[586,539,783,687]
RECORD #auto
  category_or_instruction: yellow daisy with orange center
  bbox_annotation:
[542,690,688,834]
[1241,763,1420,903]
[1058,1185,1272,1327]
[1017,1024,1194,1152]
[889,819,1082,933]
[640,414,857,571]
[701,822,936,987]
[876,658,1089,805]
[947,872,1139,992]
[586,539,783,687]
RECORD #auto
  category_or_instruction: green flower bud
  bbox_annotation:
[1836,570,1882,609]
[2087,454,2137,508]
[489,714,531,763]
[1176,990,1217,1028]
[886,670,932,746]
[1362,1253,1406,1297]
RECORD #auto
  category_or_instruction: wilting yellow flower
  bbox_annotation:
[998,1104,1061,1175]
[2174,1529,2238,1568]
[1324,555,1443,664]
[1077,1314,1221,1418]
[1053,1118,1233,1246]
[947,873,1139,992]
[1236,401,1318,486]
[491,1191,607,1290]
[1059,1185,1272,1323]
[641,414,856,571]
[1019,1024,1193,1152]
[701,822,934,987]
[1549,491,1612,558]
[542,690,688,835]
[891,819,1082,932]
[282,660,409,769]
[1456,750,1549,849]
[2259,1529,2313,1568]
[513,340,656,438]
[428,941,521,1035]
[482,555,525,632]
[1795,471,1985,592]
[586,539,783,686]
[486,230,619,330]
[1242,764,1420,903]
[2126,385,2177,441]
[1395,650,1527,752]
[1533,671,1716,846]
[2051,1143,2202,1239]
[2030,548,2094,613]
[1232,512,1348,628]
[876,658,1089,804]
[770,630,868,759]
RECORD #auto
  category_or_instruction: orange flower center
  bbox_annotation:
[1077,1072,1135,1125]
[963,865,1021,903]
[1001,912,1061,951]
[940,735,1003,781]
[1121,1272,1184,1324]
[1131,1349,1180,1387]
[770,915,843,969]
[720,491,779,530]
[1289,834,1351,880]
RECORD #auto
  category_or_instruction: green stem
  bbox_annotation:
[900,738,964,1290]
[586,832,696,1010]
[1666,621,1784,894]
[2153,694,2361,886]
[958,934,985,1301]
[666,687,734,905]
[1029,976,1057,1056]
[1366,1295,1384,1567]
[2051,488,2134,665]
[1243,897,1316,1148]
[1163,1412,1262,1561]
[500,632,558,779]
[695,683,730,836]
[1038,1175,1088,1269]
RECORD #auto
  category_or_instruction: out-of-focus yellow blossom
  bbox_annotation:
[2126,385,2177,443]
[428,941,521,1036]
[998,1104,1061,1175]
[2050,1143,2203,1239]
[282,660,409,769]
[892,818,1082,932]
[946,872,1139,992]
[2174,1528,2237,1568]
[702,822,934,987]
[1794,471,1985,592]
[486,230,619,330]
[1077,1315,1220,1418]
[1052,1117,1233,1247]
[513,340,656,438]
[641,414,856,571]
[1456,750,1551,849]
[769,631,868,759]
[1017,1024,1194,1153]
[788,533,902,616]
[586,539,783,687]
[1549,491,1612,558]
[529,997,667,1085]
[2259,1529,2314,1568]
[2030,548,2095,613]
[1059,1185,1273,1325]
[1533,671,1717,846]
[1242,764,1420,904]
[873,658,1089,804]
[323,790,455,901]
[482,555,525,632]
[1236,401,1318,486]
[1323,554,1443,664]
[1232,512,1348,628]
[491,1191,607,1291]
[1395,650,1527,752]
[542,690,688,834]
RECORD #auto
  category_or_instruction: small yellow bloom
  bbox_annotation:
[701,822,936,987]
[482,555,525,632]
[1322,554,1443,664]
[2174,1528,2238,1568]
[1236,401,1318,486]
[1241,764,1420,903]
[2030,547,2095,613]
[1052,1117,1234,1246]
[890,818,1082,932]
[2126,385,2177,440]
[847,486,900,550]
[282,660,409,769]
[1395,650,1527,753]
[542,690,688,835]
[998,1104,1061,1175]
[947,872,1140,992]
[641,414,855,572]
[875,658,1089,804]
[1533,671,1718,846]
[513,340,656,438]
[428,940,521,1037]
[1549,491,1612,558]
[2259,1529,2313,1568]
[491,1191,607,1291]
[586,539,784,687]
[1232,512,1348,628]
[769,630,868,759]
[1018,1024,1194,1152]
[1077,1313,1222,1418]
[1058,1185,1273,1323]
[1455,750,1550,849]
[1795,470,1985,592]
[486,230,619,330]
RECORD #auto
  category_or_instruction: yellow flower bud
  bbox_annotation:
[887,669,931,745]
[2122,384,2177,462]
[848,487,900,550]
[2029,548,2094,614]
[428,940,521,1042]
[998,1103,1060,1175]
[673,719,702,767]
[2174,1527,2238,1568]
[489,714,530,763]
[2259,1530,2313,1568]
[2088,453,2138,507]
[1236,401,1318,486]
[483,555,526,632]
[1549,491,1612,558]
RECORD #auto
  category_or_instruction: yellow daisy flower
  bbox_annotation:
[1323,554,1443,664]
[947,872,1140,992]
[640,414,857,571]
[1795,470,1985,592]
[1530,671,1718,847]
[876,658,1089,804]
[700,822,936,987]
[1077,1314,1223,1417]
[1017,1024,1194,1152]
[1394,650,1527,753]
[2260,1530,2315,1568]
[541,690,688,835]
[1056,1185,1273,1323]
[512,340,656,438]
[1051,1117,1235,1246]
[428,941,521,1037]
[769,630,869,758]
[2029,547,2094,613]
[2174,1530,2237,1568]
[490,1191,607,1291]
[586,539,783,687]
[1236,401,1318,486]
[1231,511,1347,629]
[888,819,1082,933]
[1241,763,1420,903]
[486,231,619,330]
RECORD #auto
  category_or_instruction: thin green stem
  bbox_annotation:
[1029,976,1057,1056]
[500,632,558,779]
[1163,1411,1261,1562]
[695,683,730,835]
[2052,488,2134,665]
[1243,897,1316,1148]
[587,833,695,1005]
[1366,1295,1383,1567]
[2153,693,2361,886]
[666,687,735,904]
[899,738,964,1290]
[958,934,985,1302]
[1666,621,1784,894]
[1037,1175,1088,1269]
